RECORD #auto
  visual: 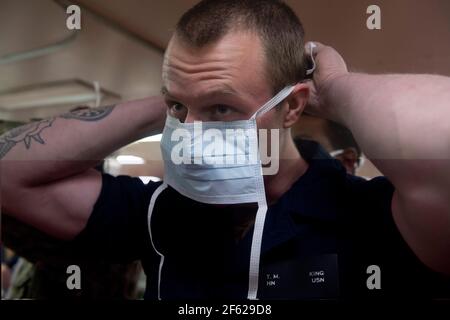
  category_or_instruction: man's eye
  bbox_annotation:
[214,105,232,115]
[171,103,185,112]
[168,103,187,121]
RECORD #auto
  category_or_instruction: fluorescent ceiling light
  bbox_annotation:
[139,176,162,184]
[137,134,162,143]
[116,155,145,165]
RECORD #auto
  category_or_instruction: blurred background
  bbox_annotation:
[1,0,450,299]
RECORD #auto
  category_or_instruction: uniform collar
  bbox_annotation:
[261,157,346,254]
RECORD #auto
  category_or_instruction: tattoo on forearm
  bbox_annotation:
[0,105,116,159]
[60,104,115,121]
[0,118,55,159]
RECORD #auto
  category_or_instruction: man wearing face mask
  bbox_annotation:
[2,0,450,300]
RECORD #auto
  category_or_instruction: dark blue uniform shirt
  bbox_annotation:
[74,149,450,300]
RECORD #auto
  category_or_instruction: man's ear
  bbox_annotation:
[283,83,309,128]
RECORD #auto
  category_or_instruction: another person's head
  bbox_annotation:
[162,0,310,159]
[293,116,362,175]
[325,121,362,175]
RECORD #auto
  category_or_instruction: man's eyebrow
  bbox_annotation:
[161,86,169,96]
[161,85,239,100]
[161,86,180,100]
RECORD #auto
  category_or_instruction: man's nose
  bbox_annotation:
[184,111,200,123]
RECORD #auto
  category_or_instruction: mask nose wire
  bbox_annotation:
[250,85,296,120]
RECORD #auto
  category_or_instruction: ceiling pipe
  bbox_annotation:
[54,0,166,55]
[0,32,78,66]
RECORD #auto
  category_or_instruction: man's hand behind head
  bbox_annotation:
[304,42,349,120]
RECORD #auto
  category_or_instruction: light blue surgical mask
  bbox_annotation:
[160,85,294,205]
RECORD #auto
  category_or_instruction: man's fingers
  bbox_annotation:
[304,41,348,80]
[303,81,321,117]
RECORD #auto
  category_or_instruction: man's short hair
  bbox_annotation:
[175,0,307,94]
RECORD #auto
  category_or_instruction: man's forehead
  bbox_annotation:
[168,30,263,55]
[164,32,266,75]
[161,32,273,106]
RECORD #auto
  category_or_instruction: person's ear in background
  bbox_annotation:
[330,147,361,175]
[292,116,362,175]
[326,120,362,175]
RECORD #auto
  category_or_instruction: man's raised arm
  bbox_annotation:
[307,42,450,274]
[0,97,166,240]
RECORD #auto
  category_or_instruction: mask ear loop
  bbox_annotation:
[251,42,316,120]
[246,84,295,300]
[251,41,317,118]
[251,85,296,120]
[306,42,317,76]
